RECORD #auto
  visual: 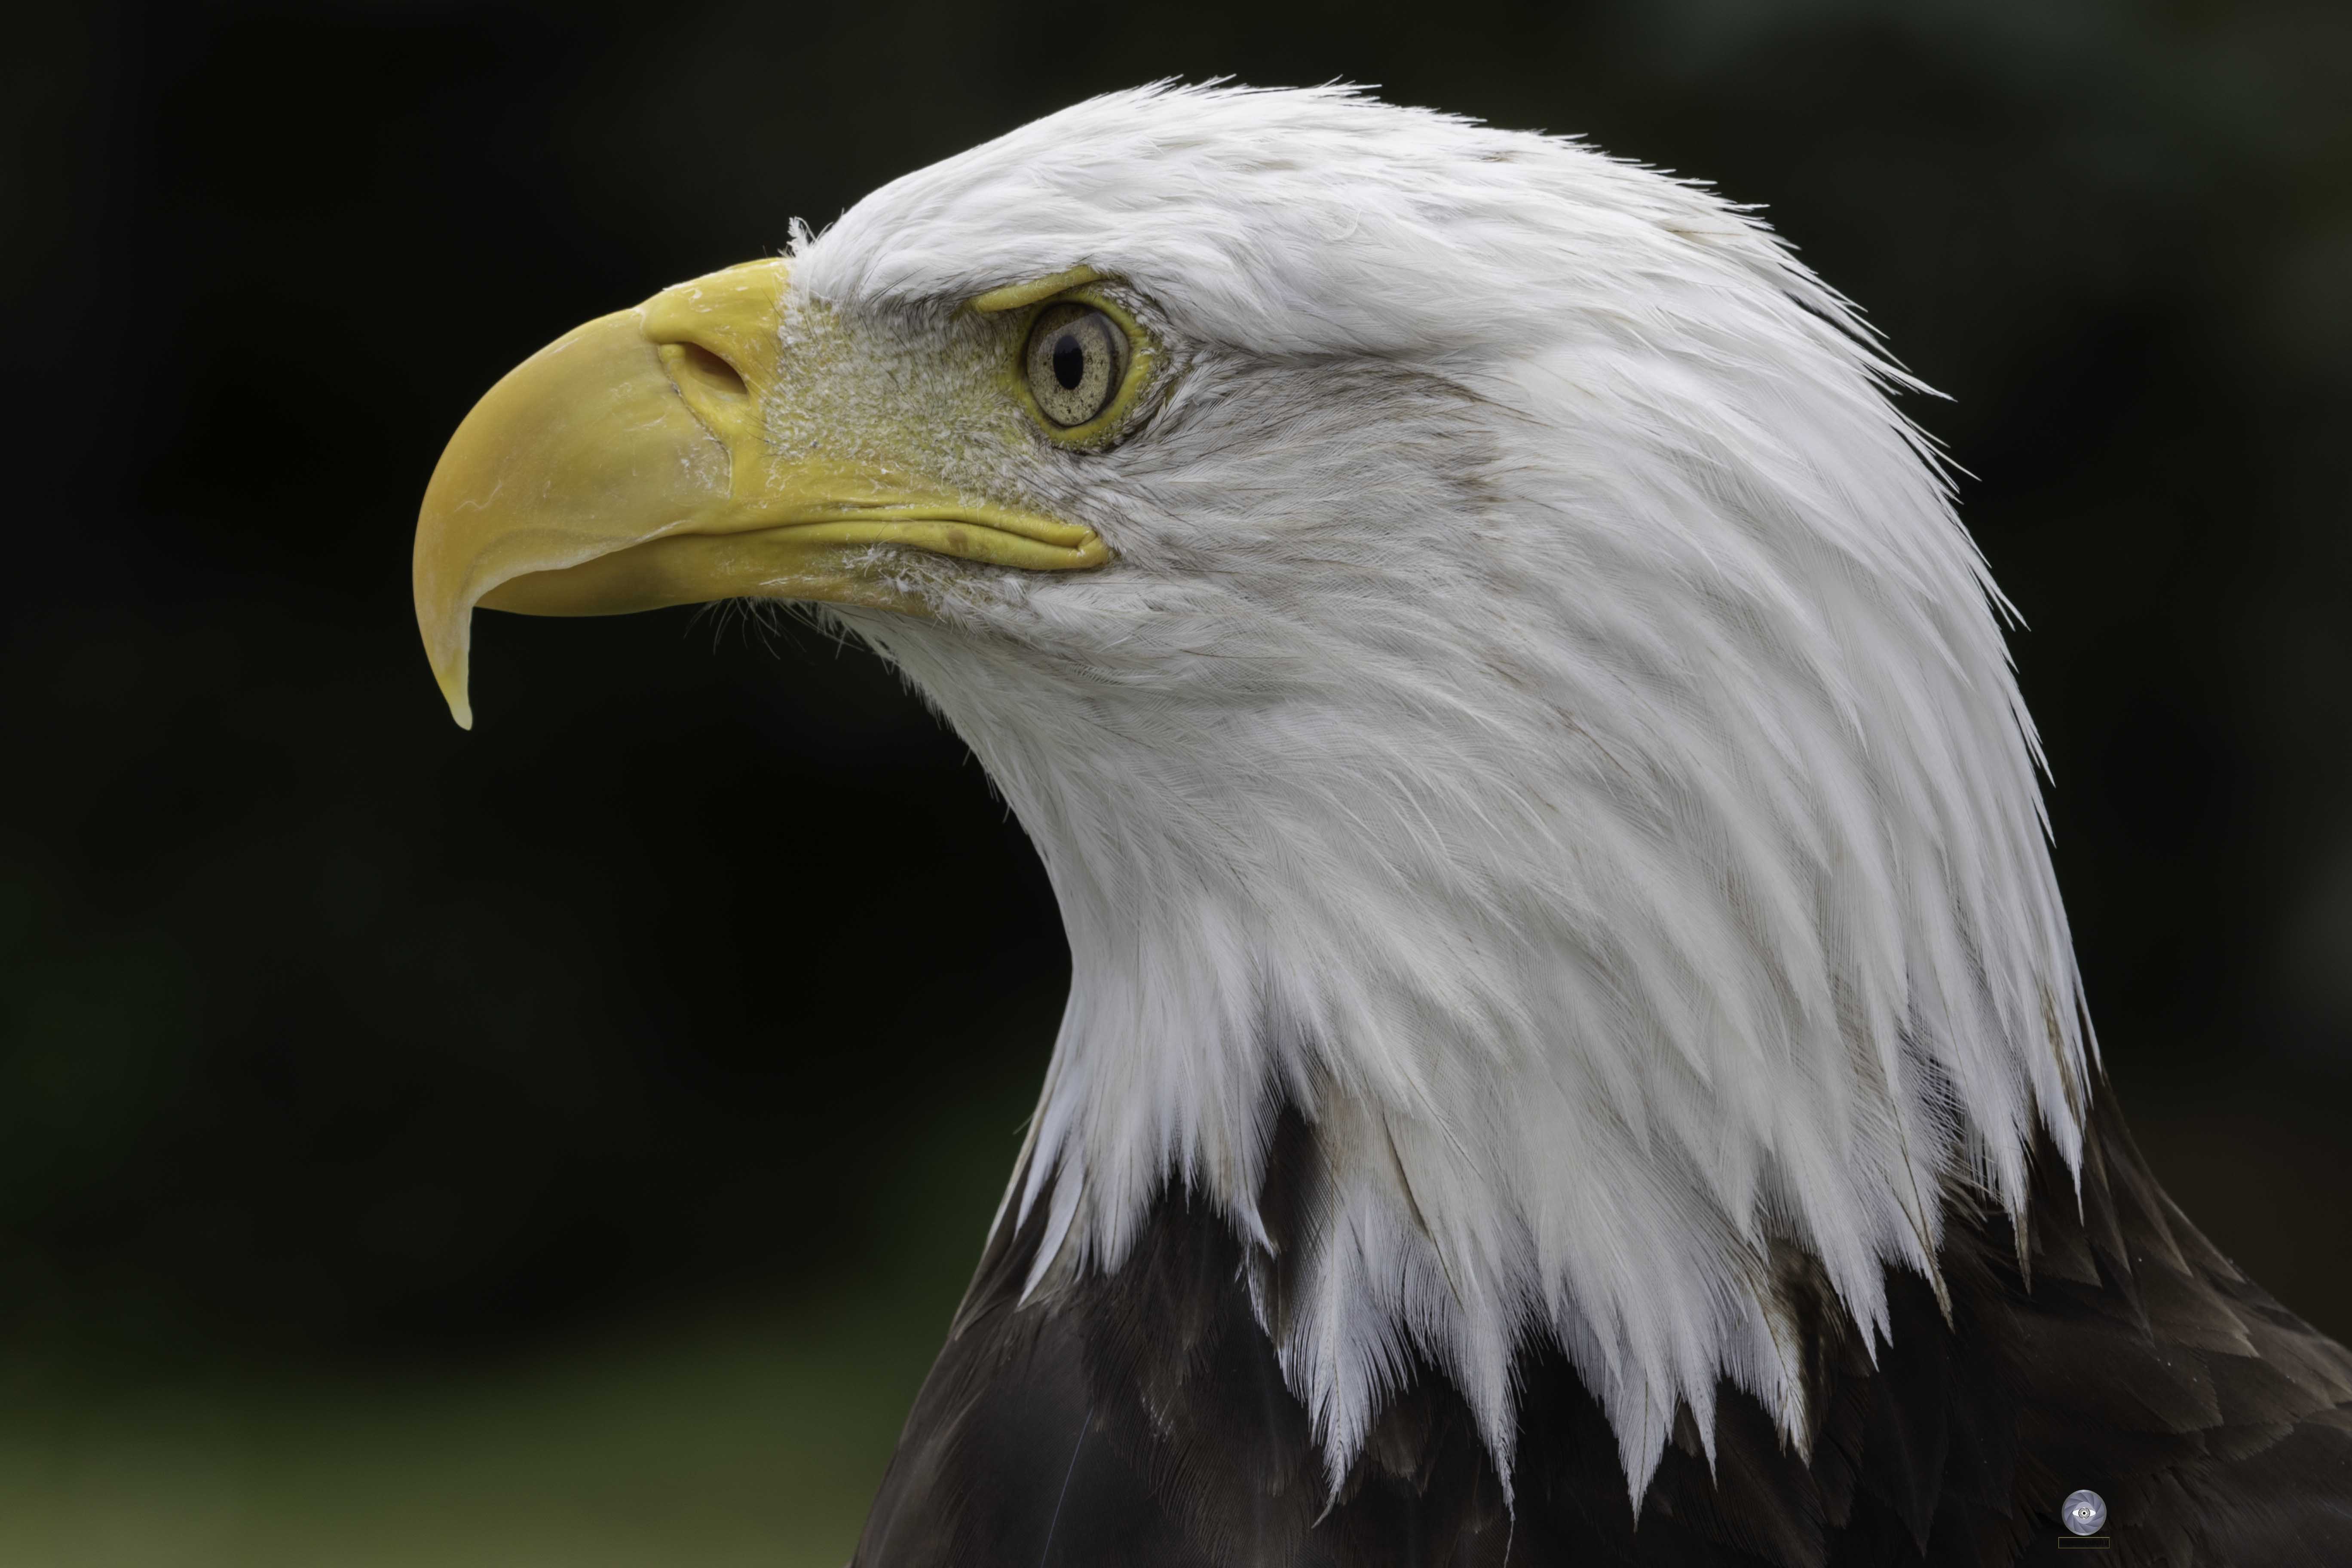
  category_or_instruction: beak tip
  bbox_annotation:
[430,658,475,731]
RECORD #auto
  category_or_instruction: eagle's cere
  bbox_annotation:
[414,84,2352,1565]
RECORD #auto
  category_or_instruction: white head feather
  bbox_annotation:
[790,83,2091,1502]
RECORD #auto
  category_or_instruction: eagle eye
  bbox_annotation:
[1023,303,1128,430]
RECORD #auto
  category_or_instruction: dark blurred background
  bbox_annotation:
[4,0,2349,1559]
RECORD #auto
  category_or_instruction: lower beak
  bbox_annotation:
[411,257,1106,729]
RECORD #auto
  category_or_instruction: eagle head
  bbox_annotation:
[413,84,2089,1499]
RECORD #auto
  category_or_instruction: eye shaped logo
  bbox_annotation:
[2062,1489,2108,1536]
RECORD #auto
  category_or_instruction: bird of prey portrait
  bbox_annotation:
[410,84,2352,1567]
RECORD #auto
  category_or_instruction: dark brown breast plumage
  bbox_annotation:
[853,1078,2352,1567]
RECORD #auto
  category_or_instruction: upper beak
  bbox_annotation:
[412,257,1108,729]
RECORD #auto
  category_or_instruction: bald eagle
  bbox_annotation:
[413,86,2352,1567]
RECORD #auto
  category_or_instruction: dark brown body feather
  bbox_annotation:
[853,1080,2352,1566]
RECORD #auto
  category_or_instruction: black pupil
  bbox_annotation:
[1052,331,1086,391]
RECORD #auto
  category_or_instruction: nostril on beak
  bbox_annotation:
[677,341,738,399]
[673,341,747,400]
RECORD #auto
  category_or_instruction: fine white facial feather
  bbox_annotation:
[782,83,2092,1503]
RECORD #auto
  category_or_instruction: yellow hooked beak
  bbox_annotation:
[412,257,1109,728]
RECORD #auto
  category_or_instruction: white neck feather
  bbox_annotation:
[814,83,2092,1504]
